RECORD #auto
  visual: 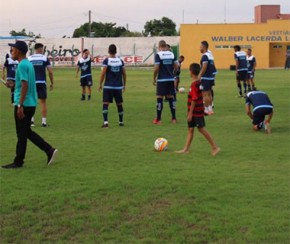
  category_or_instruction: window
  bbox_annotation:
[215,45,252,49]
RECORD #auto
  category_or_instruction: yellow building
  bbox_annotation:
[180,19,290,69]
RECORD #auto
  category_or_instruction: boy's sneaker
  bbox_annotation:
[119,122,124,126]
[152,118,161,124]
[41,123,47,127]
[47,148,58,165]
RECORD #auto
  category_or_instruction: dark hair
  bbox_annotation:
[189,63,201,76]
[108,44,117,54]
[180,55,184,59]
[83,49,88,53]
[34,43,44,49]
[247,48,252,52]
[234,45,241,51]
[158,40,167,48]
[201,41,209,49]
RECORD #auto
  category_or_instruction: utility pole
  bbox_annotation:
[88,10,91,37]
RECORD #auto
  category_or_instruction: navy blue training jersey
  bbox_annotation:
[77,57,92,78]
[4,57,18,81]
[200,51,215,81]
[103,57,125,89]
[247,55,256,72]
[234,51,248,72]
[175,61,182,77]
[245,91,273,112]
[155,51,177,82]
[28,54,51,84]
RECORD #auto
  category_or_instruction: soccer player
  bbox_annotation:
[176,63,220,156]
[153,40,179,124]
[76,49,94,101]
[2,48,18,104]
[1,41,57,169]
[234,45,248,97]
[175,55,185,92]
[28,43,54,127]
[245,90,273,134]
[246,48,257,91]
[197,41,215,115]
[208,49,217,108]
[99,44,126,128]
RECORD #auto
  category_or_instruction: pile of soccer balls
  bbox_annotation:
[154,138,168,152]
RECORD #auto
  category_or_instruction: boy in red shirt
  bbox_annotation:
[176,63,220,156]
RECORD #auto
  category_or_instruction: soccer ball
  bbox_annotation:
[178,87,185,93]
[154,138,168,152]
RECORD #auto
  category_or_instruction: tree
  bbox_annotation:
[144,17,177,36]
[121,31,143,37]
[73,22,135,38]
[9,29,41,38]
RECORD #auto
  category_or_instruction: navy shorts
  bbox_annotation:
[253,107,273,125]
[236,71,247,81]
[103,89,123,104]
[156,81,175,96]
[36,83,47,99]
[247,72,255,80]
[188,116,205,128]
[200,79,214,91]
[80,76,93,87]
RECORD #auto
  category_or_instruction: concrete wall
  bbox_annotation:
[0,36,179,66]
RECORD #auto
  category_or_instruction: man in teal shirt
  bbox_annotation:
[2,41,57,169]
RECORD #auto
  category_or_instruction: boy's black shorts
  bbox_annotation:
[188,116,205,128]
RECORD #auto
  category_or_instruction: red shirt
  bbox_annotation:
[187,80,204,117]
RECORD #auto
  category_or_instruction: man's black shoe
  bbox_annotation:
[2,163,23,169]
[47,148,58,165]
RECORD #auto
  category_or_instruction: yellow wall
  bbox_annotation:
[180,20,290,69]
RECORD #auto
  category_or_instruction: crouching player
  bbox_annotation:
[176,63,220,156]
[245,90,273,133]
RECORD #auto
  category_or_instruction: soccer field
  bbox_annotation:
[0,68,289,243]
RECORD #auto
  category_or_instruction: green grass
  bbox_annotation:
[0,68,289,243]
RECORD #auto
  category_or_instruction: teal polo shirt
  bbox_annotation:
[14,59,38,107]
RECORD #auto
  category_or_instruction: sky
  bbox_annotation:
[1,0,289,38]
